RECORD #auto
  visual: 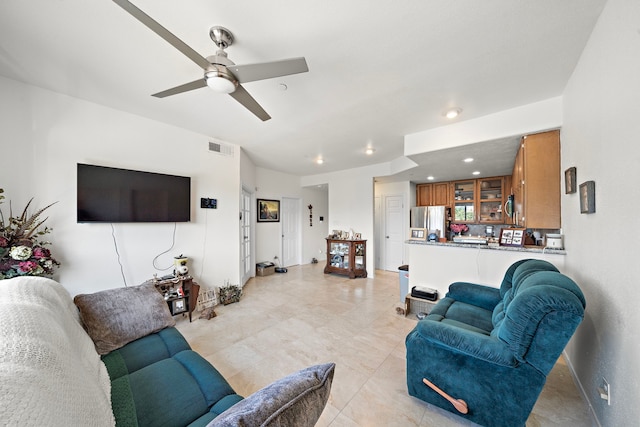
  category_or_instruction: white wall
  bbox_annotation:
[0,76,241,297]
[301,186,329,264]
[404,97,563,155]
[303,163,390,278]
[561,0,640,425]
[254,167,302,263]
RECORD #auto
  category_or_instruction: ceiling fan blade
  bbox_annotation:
[229,85,271,121]
[230,57,308,84]
[152,78,206,98]
[112,0,211,71]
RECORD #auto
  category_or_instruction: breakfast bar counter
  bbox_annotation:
[405,240,566,299]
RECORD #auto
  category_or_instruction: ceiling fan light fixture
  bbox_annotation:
[205,70,237,94]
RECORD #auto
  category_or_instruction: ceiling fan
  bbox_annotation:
[113,0,309,121]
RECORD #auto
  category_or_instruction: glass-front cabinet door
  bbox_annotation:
[477,177,504,223]
[354,242,365,270]
[452,180,476,222]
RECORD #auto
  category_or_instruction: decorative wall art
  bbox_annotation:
[257,199,280,222]
[565,167,577,194]
[308,204,313,226]
[579,181,596,214]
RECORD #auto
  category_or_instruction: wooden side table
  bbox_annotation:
[152,275,200,322]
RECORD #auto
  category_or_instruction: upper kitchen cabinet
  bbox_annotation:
[511,130,561,229]
[477,177,505,223]
[416,182,450,206]
[432,182,450,206]
[452,180,476,222]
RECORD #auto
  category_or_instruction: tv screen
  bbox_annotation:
[77,163,191,223]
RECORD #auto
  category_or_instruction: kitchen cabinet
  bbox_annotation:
[452,177,506,224]
[324,239,367,278]
[477,177,505,223]
[417,183,450,206]
[510,130,560,229]
[416,184,432,206]
[432,182,450,205]
[452,180,476,222]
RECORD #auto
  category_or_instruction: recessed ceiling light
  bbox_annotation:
[463,157,474,163]
[472,171,480,175]
[427,176,435,181]
[316,158,324,165]
[445,108,462,119]
[365,147,375,155]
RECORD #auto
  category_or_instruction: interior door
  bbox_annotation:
[384,194,405,271]
[240,187,252,285]
[281,197,301,267]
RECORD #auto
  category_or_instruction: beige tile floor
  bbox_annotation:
[175,264,592,427]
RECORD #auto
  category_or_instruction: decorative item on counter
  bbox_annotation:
[174,254,188,276]
[0,189,60,279]
[450,223,469,236]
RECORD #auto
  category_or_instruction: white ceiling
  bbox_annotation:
[0,0,606,182]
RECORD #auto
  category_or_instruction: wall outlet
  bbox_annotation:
[598,377,611,405]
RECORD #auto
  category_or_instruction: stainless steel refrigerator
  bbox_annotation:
[410,206,447,239]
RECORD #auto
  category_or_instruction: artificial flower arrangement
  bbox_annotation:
[450,223,469,235]
[0,188,60,279]
[219,281,242,305]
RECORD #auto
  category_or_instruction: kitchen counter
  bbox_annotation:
[405,239,566,255]
[404,240,566,300]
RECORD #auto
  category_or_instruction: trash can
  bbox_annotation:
[398,265,409,303]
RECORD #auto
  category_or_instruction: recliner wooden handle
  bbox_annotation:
[423,378,469,414]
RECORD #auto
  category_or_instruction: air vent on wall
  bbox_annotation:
[209,139,234,156]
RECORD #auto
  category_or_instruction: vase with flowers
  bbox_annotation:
[450,223,469,236]
[0,188,60,279]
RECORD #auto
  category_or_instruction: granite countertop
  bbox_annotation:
[405,239,566,255]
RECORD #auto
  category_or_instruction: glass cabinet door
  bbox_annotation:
[329,242,349,268]
[453,180,475,222]
[478,177,504,223]
[354,243,365,269]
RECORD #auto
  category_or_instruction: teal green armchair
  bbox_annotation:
[405,259,585,427]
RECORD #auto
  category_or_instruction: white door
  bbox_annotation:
[240,188,252,285]
[384,195,405,271]
[281,197,301,267]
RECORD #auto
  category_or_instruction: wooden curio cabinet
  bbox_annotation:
[324,239,367,279]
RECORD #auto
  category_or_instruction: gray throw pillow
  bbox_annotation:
[74,283,175,355]
[209,362,335,427]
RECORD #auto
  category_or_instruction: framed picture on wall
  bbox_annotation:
[257,199,280,222]
[579,181,596,214]
[565,167,577,194]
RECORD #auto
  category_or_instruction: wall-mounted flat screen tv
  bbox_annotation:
[77,163,191,223]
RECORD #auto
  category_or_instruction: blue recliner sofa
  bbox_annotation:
[405,259,585,427]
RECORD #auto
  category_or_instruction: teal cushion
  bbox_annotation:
[102,328,191,380]
[129,357,209,426]
[429,298,493,333]
[115,350,242,427]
